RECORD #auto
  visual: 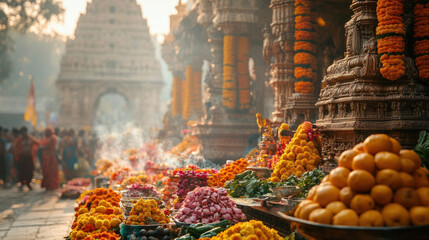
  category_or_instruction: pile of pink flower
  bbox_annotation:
[174,187,246,224]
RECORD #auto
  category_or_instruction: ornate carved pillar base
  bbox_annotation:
[192,113,258,164]
[317,57,429,159]
[285,93,318,129]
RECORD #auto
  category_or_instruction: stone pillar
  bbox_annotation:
[316,0,429,158]
[192,0,259,163]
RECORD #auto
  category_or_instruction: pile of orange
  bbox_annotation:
[294,134,429,227]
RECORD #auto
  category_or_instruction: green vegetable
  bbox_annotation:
[176,234,195,240]
[204,220,229,229]
[199,227,225,238]
[284,169,326,198]
[414,130,429,169]
[187,226,213,238]
[225,170,280,198]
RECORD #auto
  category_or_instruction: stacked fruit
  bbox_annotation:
[209,220,283,240]
[125,199,170,225]
[294,134,429,226]
[208,158,249,187]
[270,122,321,182]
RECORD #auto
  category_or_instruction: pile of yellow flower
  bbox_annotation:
[125,199,170,225]
[209,220,283,240]
[270,122,321,182]
[70,200,123,240]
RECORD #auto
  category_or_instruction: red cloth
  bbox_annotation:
[41,135,59,190]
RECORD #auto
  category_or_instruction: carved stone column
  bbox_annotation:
[316,0,429,159]
[192,0,259,163]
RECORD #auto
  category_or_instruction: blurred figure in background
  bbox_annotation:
[40,127,59,191]
[3,128,14,188]
[0,126,7,187]
[9,128,20,184]
[62,129,77,180]
[15,126,40,191]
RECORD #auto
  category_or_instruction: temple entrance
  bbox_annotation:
[93,91,132,129]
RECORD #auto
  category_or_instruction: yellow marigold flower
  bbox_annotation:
[303,151,311,158]
[295,160,302,166]
[286,152,295,160]
[297,165,305,171]
[88,216,96,224]
[301,158,308,166]
[296,171,303,177]
[279,160,287,168]
[306,165,315,171]
[240,223,255,236]
[281,174,289,181]
[300,140,308,146]
[99,226,107,232]
[77,231,86,238]
[103,219,110,228]
[295,146,304,154]
[280,168,287,175]
[271,176,280,182]
[286,161,294,168]
[95,206,106,213]
[254,228,264,237]
[246,234,259,240]
[313,149,320,154]
[280,153,287,160]
[298,133,308,140]
[308,160,315,165]
[229,233,241,240]
[78,208,88,215]
[225,228,235,236]
[307,141,315,149]
[94,220,103,229]
[110,218,121,228]
[296,153,304,160]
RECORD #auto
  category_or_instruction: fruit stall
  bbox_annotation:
[62,109,429,240]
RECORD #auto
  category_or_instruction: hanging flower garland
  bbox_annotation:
[192,70,202,116]
[376,0,406,81]
[294,0,317,93]
[414,0,429,82]
[237,36,251,110]
[182,65,193,120]
[222,35,237,110]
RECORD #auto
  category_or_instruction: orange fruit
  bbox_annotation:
[353,142,365,153]
[339,187,355,207]
[400,157,418,174]
[329,167,350,188]
[338,149,359,170]
[399,172,416,188]
[350,194,375,214]
[321,175,330,183]
[417,187,429,206]
[299,202,321,220]
[359,210,384,227]
[374,152,401,171]
[399,150,422,168]
[389,137,401,155]
[413,167,429,188]
[381,203,410,226]
[364,134,392,155]
[332,209,359,226]
[315,185,340,207]
[326,201,347,215]
[307,186,318,200]
[347,170,375,193]
[409,206,429,226]
[393,187,421,209]
[309,208,333,224]
[376,169,402,190]
[352,153,375,173]
[294,200,315,218]
[370,185,393,206]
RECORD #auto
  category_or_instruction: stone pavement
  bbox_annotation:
[0,184,75,240]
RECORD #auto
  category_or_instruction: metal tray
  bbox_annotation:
[276,212,429,240]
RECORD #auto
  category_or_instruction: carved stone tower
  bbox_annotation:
[56,0,163,131]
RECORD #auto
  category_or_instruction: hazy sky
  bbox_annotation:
[49,0,189,42]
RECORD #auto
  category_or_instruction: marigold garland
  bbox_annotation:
[376,0,406,81]
[294,0,317,93]
[182,65,193,120]
[222,35,237,110]
[237,36,251,110]
[414,0,429,81]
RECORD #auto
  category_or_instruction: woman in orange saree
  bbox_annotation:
[41,127,59,191]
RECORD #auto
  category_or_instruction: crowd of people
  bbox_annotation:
[0,125,94,191]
